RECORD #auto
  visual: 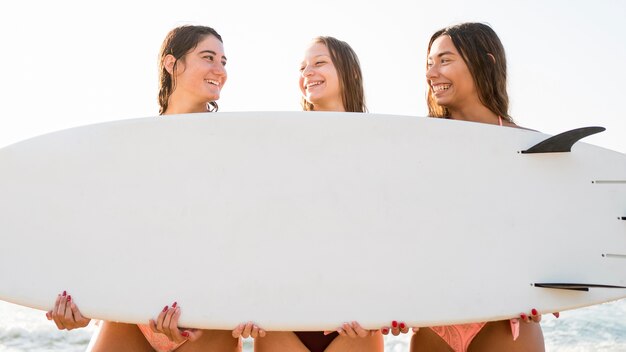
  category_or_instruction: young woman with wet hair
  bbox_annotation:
[47,25,263,352]
[407,22,547,352]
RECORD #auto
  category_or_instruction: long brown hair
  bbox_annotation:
[158,25,223,115]
[426,22,511,121]
[301,36,367,113]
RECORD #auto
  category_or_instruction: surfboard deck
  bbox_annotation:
[1,111,625,330]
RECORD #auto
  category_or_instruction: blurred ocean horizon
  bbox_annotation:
[1,299,624,351]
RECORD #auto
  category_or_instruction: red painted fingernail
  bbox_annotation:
[181,331,189,338]
[163,305,168,312]
[392,320,398,327]
[382,328,389,334]
[45,312,50,319]
[172,301,177,308]
[531,308,538,316]
[62,291,67,296]
[553,312,560,318]
[520,313,527,320]
[400,322,406,329]
[67,295,71,302]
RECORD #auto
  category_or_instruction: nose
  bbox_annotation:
[426,63,438,80]
[301,64,314,77]
[212,61,227,77]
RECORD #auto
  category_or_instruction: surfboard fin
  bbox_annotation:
[534,283,626,292]
[521,127,606,154]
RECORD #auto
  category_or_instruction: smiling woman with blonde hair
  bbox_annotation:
[299,36,367,113]
[253,35,384,352]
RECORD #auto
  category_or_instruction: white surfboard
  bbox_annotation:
[0,111,625,330]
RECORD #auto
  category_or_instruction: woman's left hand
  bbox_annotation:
[149,302,202,343]
[519,308,560,323]
[231,321,266,339]
[324,321,378,338]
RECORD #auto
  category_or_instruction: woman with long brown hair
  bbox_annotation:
[46,24,263,352]
[408,22,546,352]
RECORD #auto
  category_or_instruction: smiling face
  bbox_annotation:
[299,42,343,111]
[426,35,479,113]
[166,34,227,113]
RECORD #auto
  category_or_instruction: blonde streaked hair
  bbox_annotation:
[301,36,367,113]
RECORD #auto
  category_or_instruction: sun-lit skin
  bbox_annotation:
[46,29,268,350]
[299,42,345,112]
[164,35,227,115]
[426,35,499,124]
[410,29,544,352]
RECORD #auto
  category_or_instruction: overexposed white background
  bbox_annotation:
[0,0,624,153]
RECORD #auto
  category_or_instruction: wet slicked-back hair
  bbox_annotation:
[301,36,367,113]
[158,25,223,115]
[427,22,511,121]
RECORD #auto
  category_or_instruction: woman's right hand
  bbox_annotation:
[381,321,411,336]
[46,291,91,330]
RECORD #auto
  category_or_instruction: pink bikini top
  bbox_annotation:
[430,319,520,352]
[430,115,520,352]
[137,324,187,352]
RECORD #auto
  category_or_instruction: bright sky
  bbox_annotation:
[0,0,624,154]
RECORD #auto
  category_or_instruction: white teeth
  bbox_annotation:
[433,84,450,92]
[205,79,220,86]
[434,85,450,92]
[306,81,323,89]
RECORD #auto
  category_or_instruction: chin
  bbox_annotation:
[306,95,324,106]
[206,94,220,102]
[433,97,451,107]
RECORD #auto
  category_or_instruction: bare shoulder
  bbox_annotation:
[505,122,539,132]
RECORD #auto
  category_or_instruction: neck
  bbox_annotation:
[163,102,211,115]
[448,104,501,125]
[312,99,346,112]
[164,91,214,115]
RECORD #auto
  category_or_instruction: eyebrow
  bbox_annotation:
[429,50,455,60]
[199,50,227,61]
[303,54,330,61]
[300,54,330,66]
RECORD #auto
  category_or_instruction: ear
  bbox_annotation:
[487,53,496,64]
[163,54,176,75]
